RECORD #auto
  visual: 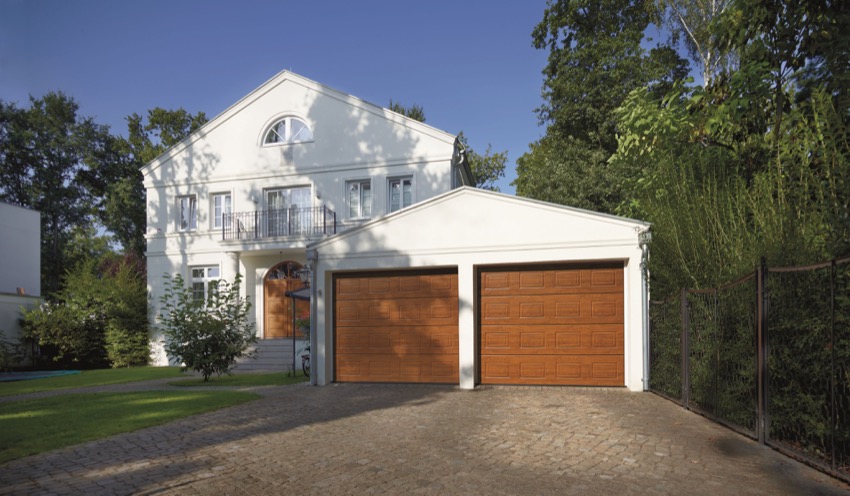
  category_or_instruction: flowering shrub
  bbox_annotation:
[158,273,257,381]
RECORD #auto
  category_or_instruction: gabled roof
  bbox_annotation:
[310,187,649,257]
[140,70,460,177]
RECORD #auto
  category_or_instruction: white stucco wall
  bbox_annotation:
[143,71,462,366]
[0,203,40,297]
[310,188,651,392]
[0,203,41,343]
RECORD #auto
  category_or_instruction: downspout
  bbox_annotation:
[638,227,652,391]
[306,248,318,386]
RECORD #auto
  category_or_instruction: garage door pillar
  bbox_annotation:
[458,263,475,390]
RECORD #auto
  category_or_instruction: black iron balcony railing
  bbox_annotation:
[221,206,337,240]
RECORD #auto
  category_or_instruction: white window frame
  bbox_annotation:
[212,192,232,230]
[262,116,314,146]
[176,195,197,232]
[347,179,372,219]
[190,265,220,304]
[388,176,414,213]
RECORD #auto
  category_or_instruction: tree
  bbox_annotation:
[158,273,257,381]
[388,100,508,190]
[657,0,735,85]
[99,108,207,259]
[388,99,426,122]
[21,255,150,368]
[515,0,688,213]
[0,93,114,296]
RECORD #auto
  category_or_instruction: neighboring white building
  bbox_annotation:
[143,71,473,367]
[0,202,41,343]
[144,71,651,390]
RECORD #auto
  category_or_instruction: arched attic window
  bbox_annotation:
[263,116,313,145]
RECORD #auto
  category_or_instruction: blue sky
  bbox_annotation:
[1,0,555,194]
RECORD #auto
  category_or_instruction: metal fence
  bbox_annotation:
[649,256,850,482]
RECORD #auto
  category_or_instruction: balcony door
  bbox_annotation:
[266,187,311,236]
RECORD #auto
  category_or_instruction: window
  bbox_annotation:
[190,266,220,304]
[266,186,311,236]
[388,177,413,212]
[177,195,197,232]
[263,116,313,145]
[212,193,232,230]
[347,180,372,219]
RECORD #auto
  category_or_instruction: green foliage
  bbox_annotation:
[21,301,107,368]
[102,108,207,259]
[516,0,688,212]
[388,99,426,122]
[613,81,850,294]
[20,256,149,368]
[387,100,507,191]
[0,93,115,296]
[0,366,182,397]
[457,131,507,191]
[515,135,618,213]
[158,273,257,381]
[0,330,26,371]
[657,0,735,84]
[0,390,259,464]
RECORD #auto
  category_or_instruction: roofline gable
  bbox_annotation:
[140,70,459,176]
[309,187,650,250]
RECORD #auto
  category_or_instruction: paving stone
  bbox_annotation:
[1,382,849,495]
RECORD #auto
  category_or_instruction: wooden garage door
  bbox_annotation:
[335,270,459,383]
[480,264,624,386]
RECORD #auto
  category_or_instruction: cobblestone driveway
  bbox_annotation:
[1,383,848,495]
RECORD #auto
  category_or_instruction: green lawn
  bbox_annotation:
[0,367,184,397]
[0,390,259,464]
[170,371,308,387]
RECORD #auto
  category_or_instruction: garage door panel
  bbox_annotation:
[479,265,624,387]
[336,297,458,327]
[336,274,457,301]
[336,354,458,383]
[335,326,459,355]
[335,271,459,384]
[481,325,624,355]
[481,268,623,296]
[480,294,623,324]
[481,355,624,386]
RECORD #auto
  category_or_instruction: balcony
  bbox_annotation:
[221,206,337,241]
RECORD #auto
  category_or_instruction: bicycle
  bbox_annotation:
[301,343,310,378]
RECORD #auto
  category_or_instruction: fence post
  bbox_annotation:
[757,258,767,445]
[713,288,719,416]
[830,258,837,470]
[681,287,690,409]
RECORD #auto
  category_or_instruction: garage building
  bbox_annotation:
[308,187,650,391]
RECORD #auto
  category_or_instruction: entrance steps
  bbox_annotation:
[235,338,307,373]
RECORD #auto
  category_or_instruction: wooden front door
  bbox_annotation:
[264,262,308,339]
[479,264,625,386]
[334,270,459,383]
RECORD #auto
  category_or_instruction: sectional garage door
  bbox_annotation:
[334,270,459,383]
[479,264,624,386]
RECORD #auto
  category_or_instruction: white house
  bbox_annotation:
[144,71,651,391]
[143,71,474,368]
[0,202,41,345]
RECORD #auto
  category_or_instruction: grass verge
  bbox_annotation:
[0,390,259,464]
[0,367,184,397]
[170,371,308,387]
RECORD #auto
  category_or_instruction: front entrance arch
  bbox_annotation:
[264,261,308,339]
